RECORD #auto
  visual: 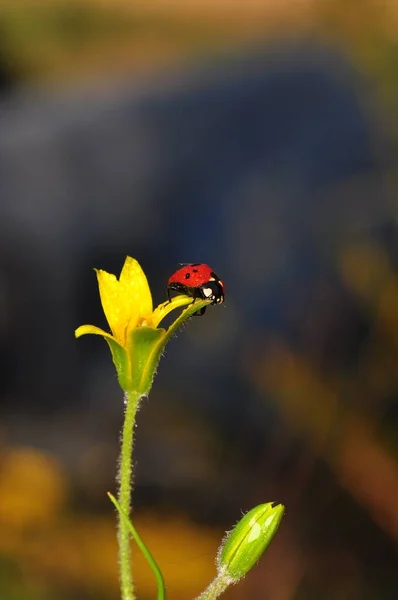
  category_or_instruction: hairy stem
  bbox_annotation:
[109,493,166,600]
[118,390,141,600]
[195,571,234,600]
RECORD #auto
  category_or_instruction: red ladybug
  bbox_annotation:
[167,263,225,316]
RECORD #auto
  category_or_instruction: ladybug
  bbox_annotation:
[167,263,225,316]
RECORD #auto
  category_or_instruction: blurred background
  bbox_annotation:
[1,0,398,598]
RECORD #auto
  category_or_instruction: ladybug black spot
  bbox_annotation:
[185,272,191,279]
[193,269,198,273]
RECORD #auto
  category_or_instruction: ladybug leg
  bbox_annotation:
[190,287,199,306]
[192,288,206,316]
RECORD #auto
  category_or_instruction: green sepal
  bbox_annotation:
[127,326,167,395]
[163,299,210,344]
[218,502,285,580]
[106,298,212,394]
[104,337,131,392]
[126,300,210,395]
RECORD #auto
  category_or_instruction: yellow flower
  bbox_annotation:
[75,256,210,393]
[76,256,194,346]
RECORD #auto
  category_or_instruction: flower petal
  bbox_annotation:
[75,324,115,340]
[152,295,194,328]
[120,256,153,316]
[96,257,153,346]
[75,324,131,390]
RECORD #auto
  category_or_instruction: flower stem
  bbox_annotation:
[108,493,166,600]
[195,571,234,600]
[118,390,141,600]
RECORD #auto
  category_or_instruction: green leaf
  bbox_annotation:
[108,492,166,600]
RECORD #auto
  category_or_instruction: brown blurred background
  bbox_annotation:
[1,0,398,598]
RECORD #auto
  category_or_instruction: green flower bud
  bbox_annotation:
[218,502,285,581]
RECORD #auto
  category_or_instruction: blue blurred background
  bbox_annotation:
[1,0,398,598]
